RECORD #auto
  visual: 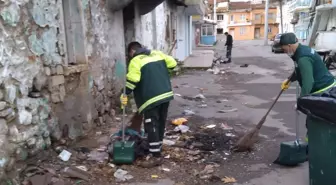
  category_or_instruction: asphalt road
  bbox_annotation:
[128,38,309,185]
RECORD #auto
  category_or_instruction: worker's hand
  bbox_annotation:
[120,94,128,108]
[281,79,290,90]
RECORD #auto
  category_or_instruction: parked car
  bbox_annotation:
[271,34,283,53]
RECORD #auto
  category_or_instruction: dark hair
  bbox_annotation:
[127,41,142,53]
[224,32,228,35]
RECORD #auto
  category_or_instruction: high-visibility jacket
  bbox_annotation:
[126,48,177,113]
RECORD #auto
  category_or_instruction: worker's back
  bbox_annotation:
[128,48,176,113]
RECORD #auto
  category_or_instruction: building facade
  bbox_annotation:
[227,1,279,40]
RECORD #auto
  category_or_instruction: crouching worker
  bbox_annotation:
[120,42,177,168]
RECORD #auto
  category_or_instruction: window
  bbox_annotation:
[201,25,214,36]
[268,27,272,33]
[240,14,246,21]
[240,27,246,35]
[217,15,224,21]
[230,15,234,22]
[255,14,261,20]
[268,13,275,20]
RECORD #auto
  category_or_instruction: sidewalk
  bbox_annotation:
[183,49,214,68]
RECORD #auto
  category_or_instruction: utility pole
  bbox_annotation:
[264,0,270,45]
[214,0,217,40]
[279,0,284,33]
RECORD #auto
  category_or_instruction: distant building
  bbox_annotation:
[227,1,279,40]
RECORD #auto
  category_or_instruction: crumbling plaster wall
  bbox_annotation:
[0,0,125,180]
[124,1,174,53]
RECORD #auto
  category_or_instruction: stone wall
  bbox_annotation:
[0,0,125,180]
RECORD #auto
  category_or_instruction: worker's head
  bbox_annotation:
[279,33,299,57]
[127,41,142,58]
[224,32,229,35]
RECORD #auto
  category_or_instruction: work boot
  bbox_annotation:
[136,156,163,168]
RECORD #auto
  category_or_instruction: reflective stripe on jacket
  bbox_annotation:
[126,49,177,113]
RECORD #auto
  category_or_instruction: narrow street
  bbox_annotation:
[19,38,309,185]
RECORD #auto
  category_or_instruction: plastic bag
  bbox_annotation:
[297,86,336,123]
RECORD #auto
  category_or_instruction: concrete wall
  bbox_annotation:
[0,0,125,180]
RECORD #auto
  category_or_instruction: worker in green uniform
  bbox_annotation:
[120,42,177,168]
[280,32,336,142]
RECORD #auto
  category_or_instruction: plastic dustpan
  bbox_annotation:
[113,140,135,164]
[274,140,308,166]
[274,82,308,166]
[112,60,135,165]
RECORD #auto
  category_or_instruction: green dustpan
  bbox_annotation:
[274,82,308,166]
[113,60,135,164]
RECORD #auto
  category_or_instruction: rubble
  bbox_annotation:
[218,108,238,113]
[63,167,90,181]
[183,109,195,116]
[114,169,134,182]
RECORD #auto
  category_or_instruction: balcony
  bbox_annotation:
[289,0,313,13]
[228,20,252,27]
[184,0,206,15]
[252,18,277,25]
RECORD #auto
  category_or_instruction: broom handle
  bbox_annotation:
[256,72,295,129]
[122,67,127,143]
[295,82,300,141]
[256,89,284,129]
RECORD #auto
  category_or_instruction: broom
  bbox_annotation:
[232,72,294,152]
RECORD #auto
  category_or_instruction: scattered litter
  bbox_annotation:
[193,94,206,100]
[198,104,208,108]
[174,125,190,133]
[224,152,230,156]
[97,145,107,152]
[87,151,109,163]
[108,163,115,168]
[172,118,188,125]
[183,109,195,116]
[58,150,72,162]
[188,150,201,156]
[63,167,90,181]
[222,176,237,183]
[240,64,249,68]
[221,123,233,130]
[96,131,102,136]
[207,69,214,72]
[174,93,182,97]
[225,133,235,137]
[163,139,176,146]
[200,165,214,175]
[223,157,227,160]
[206,124,216,129]
[115,117,121,121]
[213,67,220,75]
[164,155,170,159]
[114,169,134,182]
[151,175,159,178]
[218,108,238,113]
[76,166,88,172]
[161,167,171,172]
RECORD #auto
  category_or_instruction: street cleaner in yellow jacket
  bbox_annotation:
[280,33,336,143]
[120,42,177,168]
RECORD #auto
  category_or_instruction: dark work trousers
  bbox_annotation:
[226,45,232,61]
[143,102,169,157]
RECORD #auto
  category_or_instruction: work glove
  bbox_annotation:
[281,79,290,90]
[120,94,128,108]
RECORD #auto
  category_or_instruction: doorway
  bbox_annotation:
[254,28,260,39]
